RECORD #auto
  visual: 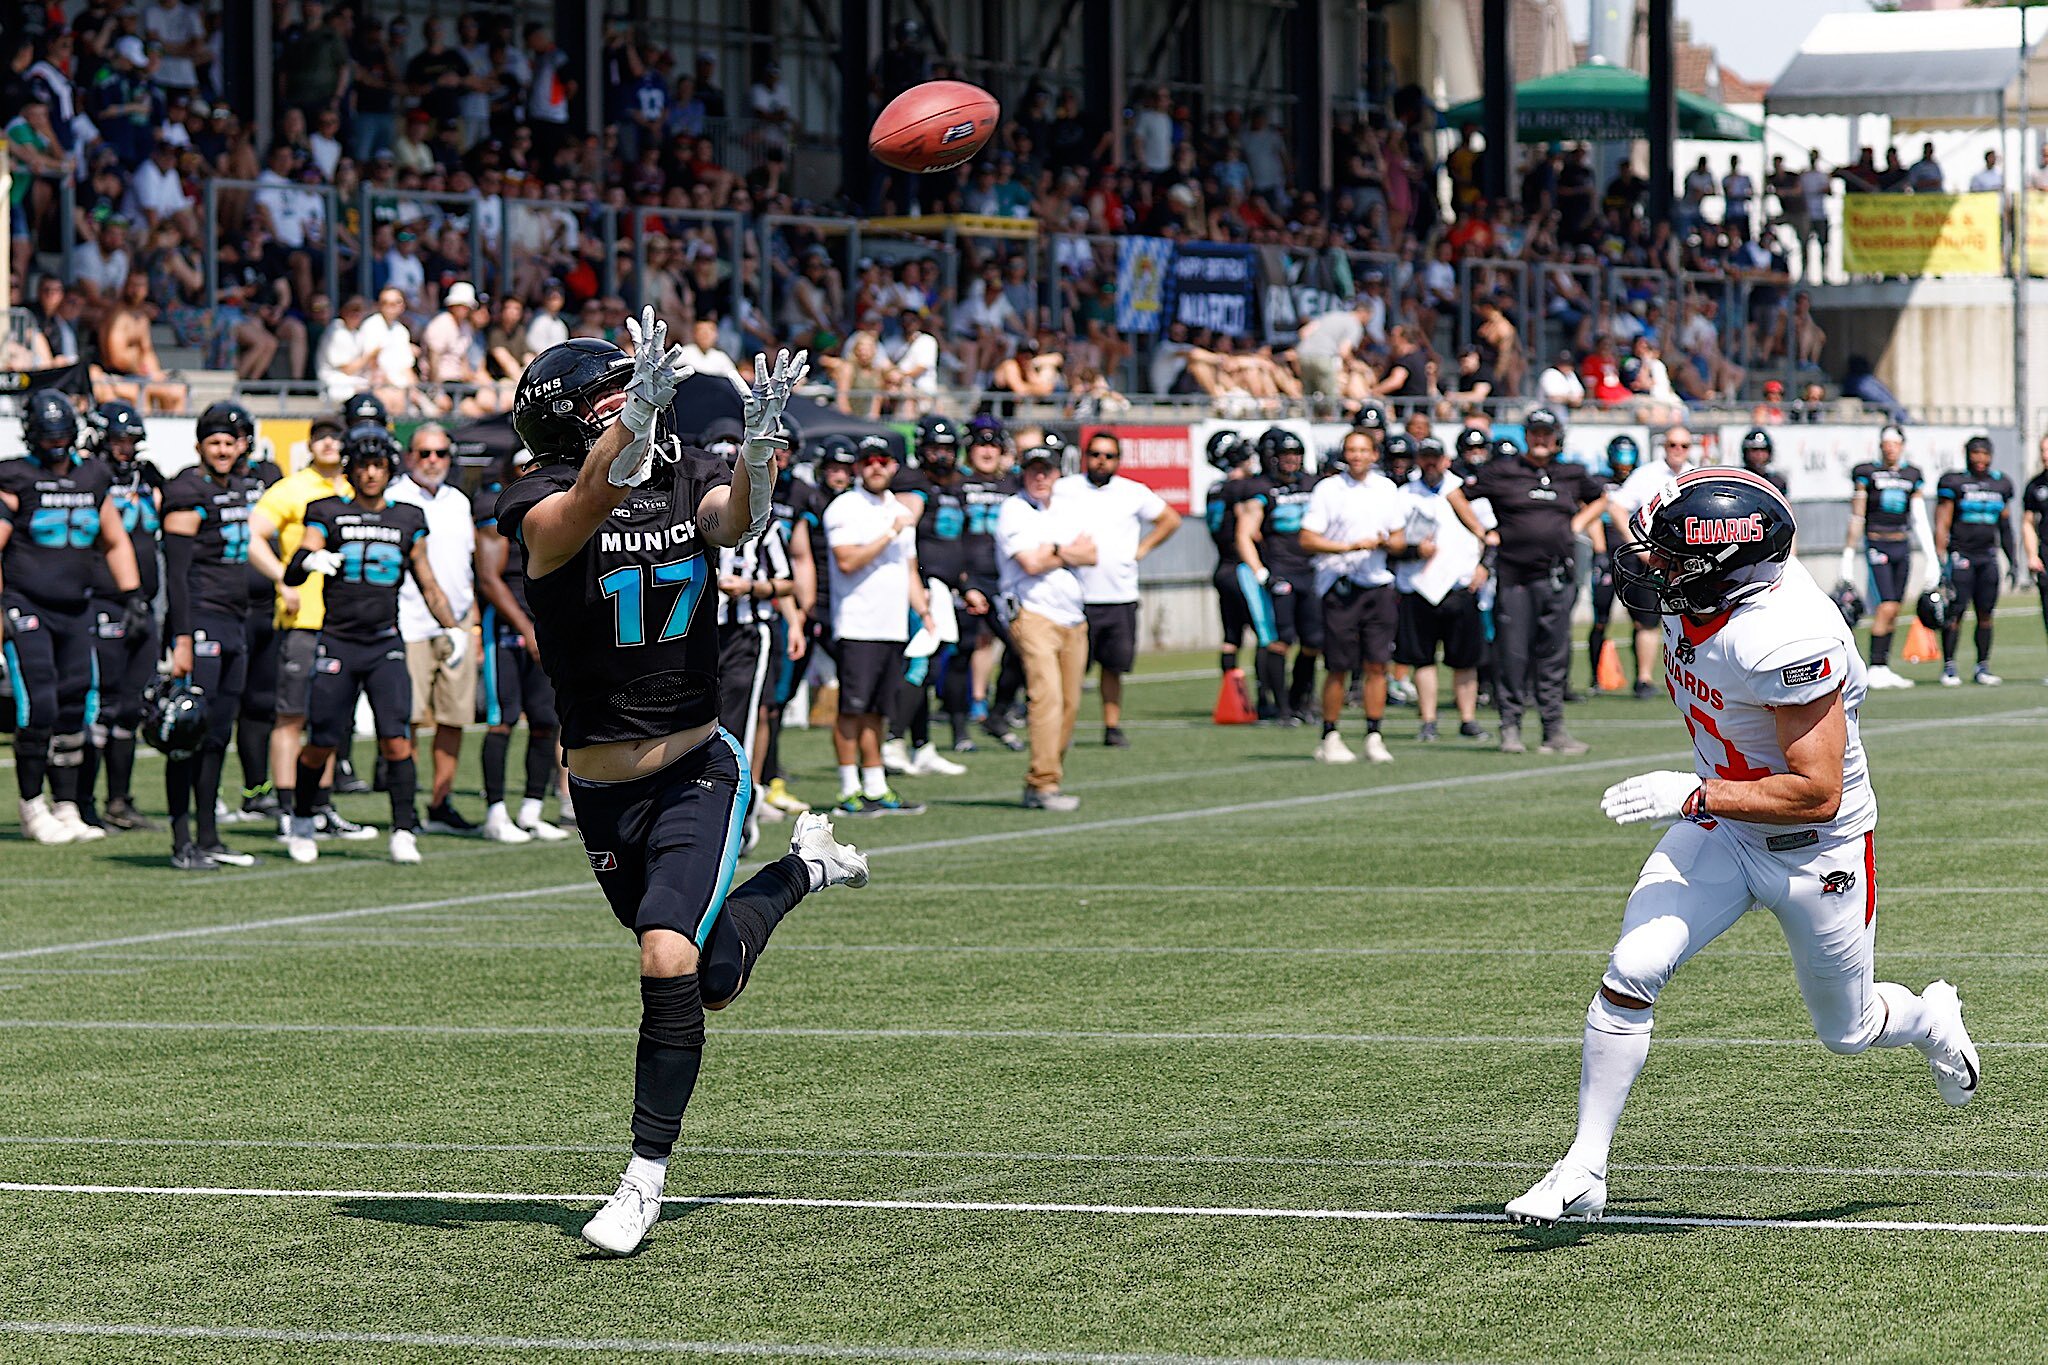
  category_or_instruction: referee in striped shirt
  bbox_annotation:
[716,530,797,844]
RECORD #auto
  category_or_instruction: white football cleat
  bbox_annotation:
[1362,732,1393,764]
[1939,665,1961,688]
[50,802,105,841]
[791,811,868,889]
[880,738,914,774]
[1921,979,1980,1107]
[909,743,966,776]
[517,799,570,840]
[480,802,533,844]
[389,829,422,864]
[581,1175,664,1256]
[1975,666,2002,686]
[1866,664,1915,690]
[19,796,76,845]
[1505,1160,1607,1227]
[285,816,319,865]
[1314,732,1357,764]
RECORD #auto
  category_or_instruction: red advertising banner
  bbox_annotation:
[1083,424,1193,512]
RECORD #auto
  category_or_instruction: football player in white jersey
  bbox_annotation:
[1506,468,1981,1227]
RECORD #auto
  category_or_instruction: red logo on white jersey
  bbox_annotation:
[1682,512,1764,546]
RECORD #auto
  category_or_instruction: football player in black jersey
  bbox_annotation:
[473,451,568,844]
[2022,436,2048,672]
[160,402,267,869]
[885,415,972,772]
[226,402,287,823]
[1842,424,1932,688]
[282,426,467,865]
[1739,428,1790,496]
[498,315,869,1257]
[1933,434,2017,687]
[1205,429,1269,685]
[755,433,821,818]
[1236,427,1320,723]
[80,400,163,832]
[957,423,1021,749]
[1586,433,1647,693]
[1,389,142,844]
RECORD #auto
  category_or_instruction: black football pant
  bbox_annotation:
[1942,554,2001,667]
[4,593,97,806]
[88,599,159,809]
[1493,569,1577,738]
[166,610,247,849]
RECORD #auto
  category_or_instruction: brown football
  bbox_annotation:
[869,80,1001,174]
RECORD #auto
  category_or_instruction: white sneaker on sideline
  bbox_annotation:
[1362,732,1393,764]
[19,797,75,845]
[50,802,105,841]
[1922,980,1981,1107]
[1867,664,1915,690]
[1976,666,2002,686]
[910,743,966,776]
[481,802,533,844]
[389,829,422,864]
[581,1175,664,1256]
[1314,732,1357,764]
[791,811,869,889]
[1939,665,1961,688]
[881,738,914,774]
[285,816,319,865]
[1505,1160,1607,1227]
[517,798,570,840]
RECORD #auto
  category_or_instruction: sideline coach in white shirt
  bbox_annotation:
[1300,427,1408,765]
[998,444,1098,810]
[1053,431,1181,748]
[389,423,480,829]
[1393,437,1489,743]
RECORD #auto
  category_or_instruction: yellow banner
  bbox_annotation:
[1843,192,2002,278]
[861,213,1040,239]
[2021,192,2048,277]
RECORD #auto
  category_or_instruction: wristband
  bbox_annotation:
[1681,786,1710,824]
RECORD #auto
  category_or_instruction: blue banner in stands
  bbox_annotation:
[1115,237,1173,334]
[1168,243,1258,339]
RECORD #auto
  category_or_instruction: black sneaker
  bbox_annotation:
[241,785,283,821]
[981,717,1025,752]
[1417,721,1439,742]
[865,789,925,815]
[1459,721,1493,743]
[1104,726,1130,748]
[103,796,157,831]
[423,801,479,835]
[332,758,370,796]
[199,842,257,868]
[170,842,220,871]
[1632,680,1657,700]
[316,806,378,841]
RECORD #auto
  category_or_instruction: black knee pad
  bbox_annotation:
[639,973,705,1049]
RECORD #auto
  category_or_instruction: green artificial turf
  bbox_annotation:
[2,619,2046,1364]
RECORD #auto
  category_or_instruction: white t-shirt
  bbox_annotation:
[1241,128,1287,191]
[420,311,476,383]
[383,250,426,307]
[1605,459,1692,527]
[354,314,417,385]
[1302,468,1406,597]
[1133,109,1174,173]
[1538,366,1585,407]
[145,1,204,89]
[1798,169,1830,217]
[888,332,941,395]
[1969,167,2004,194]
[526,310,569,355]
[996,491,1086,626]
[1051,473,1167,605]
[388,475,476,641]
[133,159,192,219]
[317,321,367,403]
[1395,475,1482,604]
[255,169,324,249]
[824,486,917,642]
[71,242,129,296]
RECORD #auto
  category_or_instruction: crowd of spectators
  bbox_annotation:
[4,3,1845,424]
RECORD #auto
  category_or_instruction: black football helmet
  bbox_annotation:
[1740,428,1773,471]
[342,423,401,478]
[915,414,961,468]
[1606,433,1640,476]
[1523,407,1562,438]
[1490,435,1524,464]
[1831,580,1866,630]
[1455,427,1490,457]
[512,338,637,466]
[195,400,245,443]
[1917,582,1958,633]
[20,388,78,464]
[141,677,208,760]
[1255,427,1305,481]
[818,434,860,472]
[342,391,393,433]
[1353,402,1390,435]
[1206,429,1251,472]
[92,399,147,459]
[1381,432,1416,479]
[1612,468,1797,617]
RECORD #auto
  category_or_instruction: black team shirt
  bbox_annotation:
[1851,460,1923,543]
[160,466,264,621]
[90,458,162,603]
[1468,453,1601,579]
[2,457,116,610]
[302,496,428,643]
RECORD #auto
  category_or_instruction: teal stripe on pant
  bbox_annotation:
[480,606,501,726]
[2,642,27,729]
[83,647,100,729]
[694,726,755,951]
[1236,563,1277,648]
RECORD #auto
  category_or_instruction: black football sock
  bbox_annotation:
[15,728,50,801]
[1322,720,1338,737]
[72,735,97,812]
[1220,649,1238,674]
[1586,623,1606,684]
[1870,631,1892,666]
[524,731,559,801]
[630,973,705,1160]
[762,711,785,782]
[1289,653,1318,713]
[238,717,273,791]
[699,855,809,1005]
[1941,624,1960,665]
[481,730,510,805]
[1366,717,1383,734]
[194,745,225,846]
[385,755,419,831]
[1976,625,1994,666]
[295,758,325,818]
[165,754,194,846]
[1254,650,1285,711]
[105,729,136,803]
[908,689,931,749]
[47,743,81,807]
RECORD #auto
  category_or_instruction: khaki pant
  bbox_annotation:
[1010,608,1088,793]
[406,632,478,728]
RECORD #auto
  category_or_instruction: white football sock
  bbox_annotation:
[624,1153,668,1193]
[838,764,860,797]
[519,797,544,827]
[1562,995,1654,1175]
[486,800,512,823]
[1873,980,1935,1050]
[860,766,888,799]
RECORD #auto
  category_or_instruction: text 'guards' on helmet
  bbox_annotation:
[1611,468,1797,618]
[512,338,637,465]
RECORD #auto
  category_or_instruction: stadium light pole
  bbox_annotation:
[2018,4,2034,457]
[1480,0,1513,203]
[1645,0,1675,227]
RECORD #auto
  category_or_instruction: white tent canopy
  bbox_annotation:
[1768,8,2048,124]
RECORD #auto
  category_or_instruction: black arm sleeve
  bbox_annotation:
[164,531,196,637]
[282,546,313,587]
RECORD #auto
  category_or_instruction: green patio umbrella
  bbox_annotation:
[1443,61,1762,142]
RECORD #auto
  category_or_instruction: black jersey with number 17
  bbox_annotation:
[303,496,428,644]
[495,444,731,748]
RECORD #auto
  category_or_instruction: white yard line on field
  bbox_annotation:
[0,1183,2043,1236]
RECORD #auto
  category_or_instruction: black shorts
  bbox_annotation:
[1085,600,1139,674]
[3,593,96,735]
[242,611,278,718]
[1947,553,2001,620]
[276,628,320,717]
[836,637,905,716]
[481,609,557,730]
[91,601,159,732]
[1866,540,1912,605]
[1320,581,1398,674]
[717,621,772,740]
[1266,571,1324,651]
[571,728,752,945]
[187,610,248,748]
[308,634,410,751]
[1395,588,1486,669]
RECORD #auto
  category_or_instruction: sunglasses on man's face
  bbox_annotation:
[415,446,452,457]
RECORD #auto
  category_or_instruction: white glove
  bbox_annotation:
[611,306,692,488]
[740,348,808,541]
[1253,566,1271,587]
[440,626,468,671]
[1601,770,1704,828]
[1836,547,1858,586]
[302,548,343,578]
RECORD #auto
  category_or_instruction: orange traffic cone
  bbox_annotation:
[1902,621,1940,663]
[1595,640,1626,693]
[1213,668,1258,725]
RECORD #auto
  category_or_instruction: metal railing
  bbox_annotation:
[358,188,486,302]
[629,207,747,321]
[203,178,342,319]
[1455,257,1531,351]
[500,198,621,302]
